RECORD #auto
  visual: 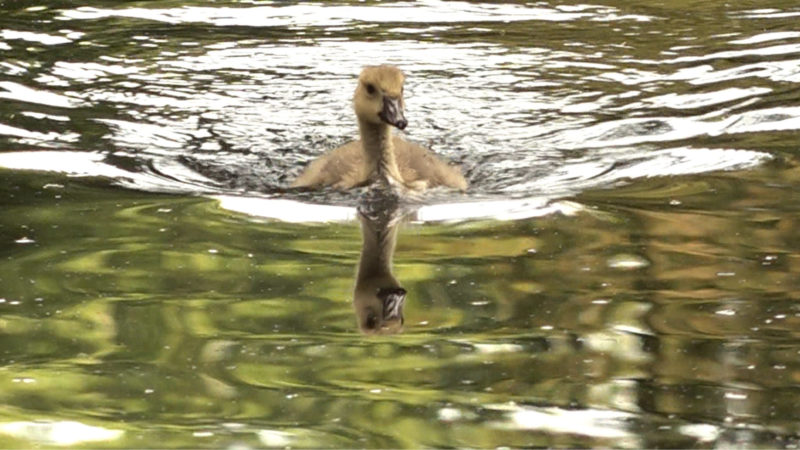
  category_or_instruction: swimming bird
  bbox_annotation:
[291,65,467,191]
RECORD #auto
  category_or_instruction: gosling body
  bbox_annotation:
[292,65,467,191]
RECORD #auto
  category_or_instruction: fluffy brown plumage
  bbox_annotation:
[292,65,467,191]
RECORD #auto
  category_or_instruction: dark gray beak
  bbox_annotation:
[378,287,406,321]
[379,97,407,130]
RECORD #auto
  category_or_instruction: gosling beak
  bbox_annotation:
[379,96,407,130]
[378,287,406,322]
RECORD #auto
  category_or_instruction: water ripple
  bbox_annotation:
[0,81,82,108]
[731,31,800,45]
[1,1,797,221]
[0,29,74,46]
[59,2,652,27]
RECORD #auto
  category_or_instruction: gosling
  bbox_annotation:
[291,65,467,191]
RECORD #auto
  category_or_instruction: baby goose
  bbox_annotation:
[291,65,467,191]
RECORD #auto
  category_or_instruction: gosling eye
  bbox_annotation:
[365,83,376,95]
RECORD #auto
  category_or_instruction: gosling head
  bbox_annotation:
[353,65,407,130]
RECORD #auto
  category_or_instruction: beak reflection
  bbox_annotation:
[378,287,406,322]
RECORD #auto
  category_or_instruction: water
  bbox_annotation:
[2,0,800,447]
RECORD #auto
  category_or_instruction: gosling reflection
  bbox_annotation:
[354,200,409,334]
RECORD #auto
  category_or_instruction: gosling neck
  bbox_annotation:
[358,119,402,184]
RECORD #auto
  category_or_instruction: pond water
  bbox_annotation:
[2,0,800,448]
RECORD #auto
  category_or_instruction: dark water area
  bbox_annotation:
[2,0,800,448]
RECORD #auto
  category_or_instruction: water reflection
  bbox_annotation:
[2,169,800,447]
[0,421,123,447]
[3,0,800,447]
[354,193,407,334]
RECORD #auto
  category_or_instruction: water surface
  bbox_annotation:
[2,0,800,447]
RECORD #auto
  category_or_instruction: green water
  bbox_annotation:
[4,165,800,447]
[3,0,800,448]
